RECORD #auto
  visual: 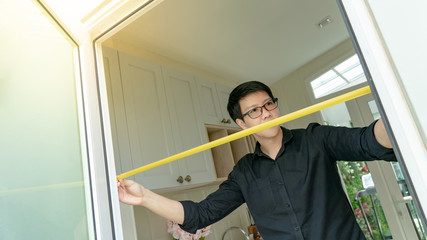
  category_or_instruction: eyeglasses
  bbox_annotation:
[241,98,278,119]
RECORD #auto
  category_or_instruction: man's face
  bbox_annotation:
[236,90,281,138]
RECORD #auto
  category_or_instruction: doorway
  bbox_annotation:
[320,93,426,239]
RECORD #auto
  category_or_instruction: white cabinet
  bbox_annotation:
[118,51,181,190]
[103,48,216,190]
[162,66,216,185]
[196,78,238,128]
[216,84,238,128]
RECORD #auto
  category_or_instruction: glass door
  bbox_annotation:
[320,95,423,239]
[355,95,426,240]
[0,0,94,239]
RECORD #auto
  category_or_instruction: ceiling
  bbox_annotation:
[112,0,350,85]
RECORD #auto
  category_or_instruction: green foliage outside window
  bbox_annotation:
[337,161,391,240]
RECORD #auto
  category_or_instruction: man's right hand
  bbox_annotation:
[117,179,146,206]
[117,178,185,224]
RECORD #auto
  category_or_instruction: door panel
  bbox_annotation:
[0,0,93,239]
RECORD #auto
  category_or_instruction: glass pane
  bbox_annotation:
[321,103,391,240]
[367,100,426,239]
[310,54,367,99]
[0,1,92,239]
[343,65,364,82]
[311,70,337,88]
[368,100,381,121]
[335,54,359,72]
[313,77,346,98]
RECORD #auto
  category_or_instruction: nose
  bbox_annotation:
[261,106,272,119]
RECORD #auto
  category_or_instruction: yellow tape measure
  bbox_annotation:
[117,86,371,180]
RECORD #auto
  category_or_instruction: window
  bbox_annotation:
[310,54,367,99]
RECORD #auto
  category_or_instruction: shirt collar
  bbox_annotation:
[254,126,293,158]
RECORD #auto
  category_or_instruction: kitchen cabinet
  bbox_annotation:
[216,83,239,128]
[118,50,181,190]
[206,125,256,180]
[162,66,216,186]
[103,48,216,189]
[196,77,238,128]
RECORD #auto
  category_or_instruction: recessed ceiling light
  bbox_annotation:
[317,16,333,29]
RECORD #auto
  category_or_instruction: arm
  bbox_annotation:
[374,118,393,149]
[117,179,184,224]
[309,120,396,162]
[179,171,244,233]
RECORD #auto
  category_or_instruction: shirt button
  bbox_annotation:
[294,226,300,232]
[285,203,291,208]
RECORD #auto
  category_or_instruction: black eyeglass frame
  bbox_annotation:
[241,98,279,119]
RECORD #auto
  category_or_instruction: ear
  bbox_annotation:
[235,118,247,130]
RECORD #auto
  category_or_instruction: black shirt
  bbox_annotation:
[180,121,396,240]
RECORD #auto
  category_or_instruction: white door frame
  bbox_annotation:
[43,0,427,238]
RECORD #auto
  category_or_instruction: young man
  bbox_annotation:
[118,81,395,240]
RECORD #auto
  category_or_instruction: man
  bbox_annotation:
[118,81,395,240]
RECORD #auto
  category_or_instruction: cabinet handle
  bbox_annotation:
[184,175,192,182]
[176,176,184,183]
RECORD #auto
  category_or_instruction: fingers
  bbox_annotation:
[118,179,135,187]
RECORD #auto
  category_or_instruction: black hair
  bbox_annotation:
[227,81,275,122]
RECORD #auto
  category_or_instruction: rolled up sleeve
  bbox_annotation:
[309,120,396,162]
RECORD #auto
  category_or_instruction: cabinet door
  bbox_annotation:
[216,84,239,128]
[119,52,180,190]
[196,77,224,126]
[163,67,216,185]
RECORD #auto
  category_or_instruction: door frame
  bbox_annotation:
[44,0,427,238]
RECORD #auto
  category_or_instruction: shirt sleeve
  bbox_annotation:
[308,120,396,162]
[178,168,245,233]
